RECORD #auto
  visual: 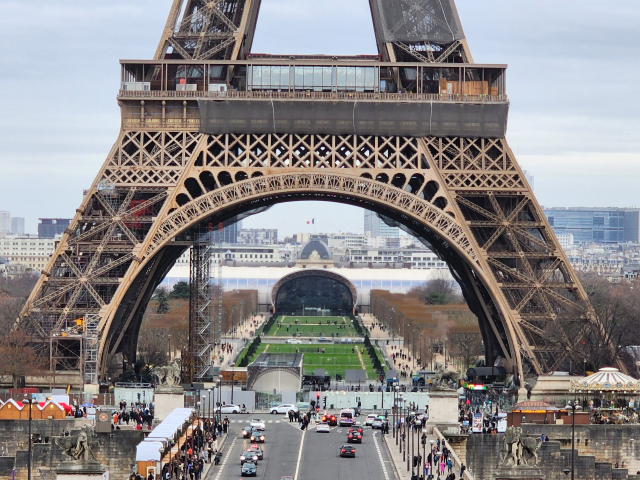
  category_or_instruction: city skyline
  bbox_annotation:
[0,0,639,233]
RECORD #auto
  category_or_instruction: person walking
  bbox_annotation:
[460,463,466,478]
[447,458,453,473]
[440,458,446,475]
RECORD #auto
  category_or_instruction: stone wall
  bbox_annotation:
[0,420,144,480]
[464,424,640,480]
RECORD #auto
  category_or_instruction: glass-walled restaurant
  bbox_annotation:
[119,60,507,99]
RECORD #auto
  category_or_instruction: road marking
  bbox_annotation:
[372,433,390,480]
[293,428,306,480]
[214,437,237,480]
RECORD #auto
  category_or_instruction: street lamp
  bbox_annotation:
[567,400,578,480]
[168,334,172,361]
[429,439,434,471]
[23,395,35,480]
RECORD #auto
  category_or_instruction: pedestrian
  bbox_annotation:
[460,463,466,478]
[440,458,445,475]
[447,458,452,473]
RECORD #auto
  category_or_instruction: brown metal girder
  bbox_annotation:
[168,37,193,60]
[470,222,547,228]
[109,249,167,356]
[457,260,512,365]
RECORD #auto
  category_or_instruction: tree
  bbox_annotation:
[0,331,47,391]
[156,288,169,314]
[552,273,640,373]
[0,295,24,335]
[169,281,190,300]
[450,332,480,371]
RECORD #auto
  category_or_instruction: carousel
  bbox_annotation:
[570,367,640,424]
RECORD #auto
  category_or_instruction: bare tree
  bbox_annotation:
[0,331,47,391]
[450,332,480,371]
[0,295,23,335]
[553,273,640,372]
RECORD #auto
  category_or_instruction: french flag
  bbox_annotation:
[307,219,315,224]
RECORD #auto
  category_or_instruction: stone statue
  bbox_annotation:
[55,425,98,463]
[152,357,182,386]
[499,426,520,466]
[498,426,542,467]
[433,370,459,388]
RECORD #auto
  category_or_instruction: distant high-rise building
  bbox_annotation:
[11,217,25,235]
[238,228,278,245]
[523,170,535,192]
[0,212,10,234]
[200,217,243,244]
[543,207,640,244]
[38,218,71,239]
[364,210,400,238]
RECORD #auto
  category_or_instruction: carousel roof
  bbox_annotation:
[570,367,639,392]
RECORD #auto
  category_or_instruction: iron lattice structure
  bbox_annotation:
[17,0,615,386]
[189,240,214,382]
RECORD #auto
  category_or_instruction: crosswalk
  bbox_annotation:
[226,418,285,424]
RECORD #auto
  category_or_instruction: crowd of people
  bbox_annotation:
[391,346,415,379]
[155,417,229,480]
[115,400,155,429]
[424,438,466,480]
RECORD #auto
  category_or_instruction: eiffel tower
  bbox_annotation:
[18,0,609,388]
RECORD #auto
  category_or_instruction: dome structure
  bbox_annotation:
[297,238,332,260]
[570,367,640,393]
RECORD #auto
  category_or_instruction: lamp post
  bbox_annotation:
[168,333,172,361]
[23,395,34,480]
[429,439,434,470]
[567,400,577,480]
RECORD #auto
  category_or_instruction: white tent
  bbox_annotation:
[146,408,193,442]
[136,441,164,462]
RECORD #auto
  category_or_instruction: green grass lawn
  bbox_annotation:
[244,343,378,379]
[266,316,357,337]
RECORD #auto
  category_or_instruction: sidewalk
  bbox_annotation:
[383,426,473,480]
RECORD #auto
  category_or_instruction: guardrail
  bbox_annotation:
[118,89,508,103]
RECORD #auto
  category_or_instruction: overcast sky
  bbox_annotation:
[1,0,639,235]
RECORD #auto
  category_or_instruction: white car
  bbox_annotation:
[250,418,266,430]
[270,404,299,414]
[216,404,241,414]
[371,419,384,429]
[286,339,302,344]
[365,414,377,426]
[316,422,331,433]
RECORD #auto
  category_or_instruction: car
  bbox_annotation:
[242,426,255,438]
[270,404,299,414]
[240,451,259,465]
[340,445,356,458]
[248,445,264,460]
[347,431,362,443]
[365,414,377,426]
[321,414,337,426]
[250,432,266,443]
[371,419,384,429]
[268,402,282,408]
[250,419,266,431]
[317,337,332,343]
[339,408,355,427]
[286,339,302,344]
[216,404,241,414]
[348,426,364,435]
[316,422,331,433]
[241,461,257,477]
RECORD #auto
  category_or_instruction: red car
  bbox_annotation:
[322,414,338,426]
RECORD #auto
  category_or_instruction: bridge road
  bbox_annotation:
[205,416,398,480]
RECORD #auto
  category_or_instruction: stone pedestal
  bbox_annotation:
[56,461,106,480]
[494,465,545,480]
[154,386,185,422]
[427,387,459,433]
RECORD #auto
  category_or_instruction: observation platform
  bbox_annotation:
[117,57,509,138]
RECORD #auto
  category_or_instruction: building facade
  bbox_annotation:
[238,228,278,245]
[10,218,25,235]
[38,219,71,239]
[0,212,10,234]
[364,210,400,238]
[543,207,640,244]
[0,235,57,272]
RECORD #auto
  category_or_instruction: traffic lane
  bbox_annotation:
[299,423,396,480]
[207,418,303,480]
